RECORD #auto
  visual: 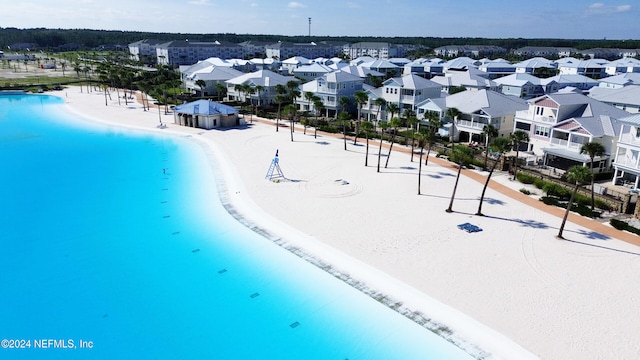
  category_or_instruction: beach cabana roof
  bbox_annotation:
[174,100,238,116]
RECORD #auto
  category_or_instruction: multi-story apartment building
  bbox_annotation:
[128,39,164,64]
[265,42,341,60]
[155,40,244,66]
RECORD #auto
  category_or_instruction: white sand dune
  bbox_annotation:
[57,87,640,359]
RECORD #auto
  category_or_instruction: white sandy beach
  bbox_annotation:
[56,87,640,359]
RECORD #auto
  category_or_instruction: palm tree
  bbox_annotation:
[377,121,389,173]
[445,107,461,148]
[339,96,351,150]
[405,110,418,162]
[254,85,264,117]
[338,111,351,151]
[510,130,530,181]
[384,117,402,168]
[476,137,513,216]
[416,129,429,195]
[481,124,499,169]
[386,102,399,122]
[361,121,374,166]
[353,90,369,145]
[580,142,606,210]
[303,91,315,135]
[283,104,297,141]
[312,97,324,139]
[373,98,386,129]
[195,79,206,96]
[424,112,442,166]
[216,83,227,101]
[274,94,287,132]
[446,145,475,213]
[557,166,592,239]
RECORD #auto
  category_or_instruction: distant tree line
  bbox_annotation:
[1,27,639,52]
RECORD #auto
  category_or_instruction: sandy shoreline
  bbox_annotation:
[52,87,640,359]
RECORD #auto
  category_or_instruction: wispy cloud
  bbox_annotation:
[187,0,212,5]
[346,2,360,8]
[288,2,306,8]
[586,3,631,14]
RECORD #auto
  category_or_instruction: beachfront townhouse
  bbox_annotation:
[181,59,245,97]
[280,56,313,75]
[604,57,640,76]
[540,74,599,94]
[513,93,631,170]
[444,89,528,143]
[513,57,558,75]
[380,74,442,114]
[292,62,333,81]
[296,70,365,117]
[477,58,516,79]
[337,65,384,85]
[225,70,297,106]
[359,59,401,78]
[494,73,546,99]
[612,114,640,189]
[556,57,609,79]
[431,68,499,94]
[597,73,640,89]
[589,85,640,114]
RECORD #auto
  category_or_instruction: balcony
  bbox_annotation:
[619,133,640,147]
[456,119,491,131]
[614,155,640,169]
[533,115,556,124]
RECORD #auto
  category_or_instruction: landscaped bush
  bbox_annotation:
[540,196,560,206]
[610,218,640,235]
[543,183,571,199]
[318,125,339,133]
[520,188,533,195]
[517,173,537,184]
[533,178,546,189]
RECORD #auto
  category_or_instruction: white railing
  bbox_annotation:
[614,156,640,169]
[533,115,556,124]
[456,120,486,130]
[619,133,640,147]
[550,138,568,146]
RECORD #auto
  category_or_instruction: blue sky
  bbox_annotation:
[2,1,638,40]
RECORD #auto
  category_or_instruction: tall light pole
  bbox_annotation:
[308,17,311,37]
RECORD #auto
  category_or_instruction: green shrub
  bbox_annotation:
[517,172,536,184]
[543,183,570,199]
[595,199,612,211]
[533,178,546,189]
[610,218,640,235]
[540,196,560,206]
[520,188,532,195]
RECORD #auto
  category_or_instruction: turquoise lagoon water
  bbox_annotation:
[0,94,474,359]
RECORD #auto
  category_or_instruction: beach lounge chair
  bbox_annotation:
[457,222,472,230]
[457,223,483,233]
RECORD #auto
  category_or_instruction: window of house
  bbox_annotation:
[394,89,398,94]
[534,125,550,137]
